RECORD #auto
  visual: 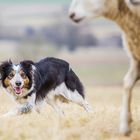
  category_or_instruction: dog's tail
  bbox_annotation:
[65,69,85,99]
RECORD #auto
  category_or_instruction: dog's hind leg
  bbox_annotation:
[46,93,64,116]
[34,101,44,114]
[71,93,92,112]
[61,89,92,113]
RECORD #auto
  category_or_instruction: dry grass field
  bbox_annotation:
[0,86,140,140]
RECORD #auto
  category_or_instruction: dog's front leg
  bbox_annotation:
[0,104,33,118]
[0,108,19,118]
[19,93,36,115]
[0,93,36,118]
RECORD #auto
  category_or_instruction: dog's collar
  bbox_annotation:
[23,89,36,99]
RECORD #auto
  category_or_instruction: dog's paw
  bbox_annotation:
[19,104,33,114]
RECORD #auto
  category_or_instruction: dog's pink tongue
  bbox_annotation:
[15,87,22,94]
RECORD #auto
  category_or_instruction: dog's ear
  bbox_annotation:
[20,60,34,69]
[0,60,13,80]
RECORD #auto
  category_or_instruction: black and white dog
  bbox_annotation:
[0,57,92,117]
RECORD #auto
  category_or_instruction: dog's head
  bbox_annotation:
[69,0,118,23]
[0,60,34,97]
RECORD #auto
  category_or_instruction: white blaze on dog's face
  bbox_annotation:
[69,0,118,22]
[4,65,30,97]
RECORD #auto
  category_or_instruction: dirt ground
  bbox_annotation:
[0,86,140,140]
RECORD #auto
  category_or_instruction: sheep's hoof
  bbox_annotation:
[119,124,131,136]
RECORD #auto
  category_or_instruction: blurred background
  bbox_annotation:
[0,0,129,86]
[1,2,140,140]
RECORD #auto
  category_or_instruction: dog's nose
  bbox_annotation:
[15,81,21,86]
[69,13,75,19]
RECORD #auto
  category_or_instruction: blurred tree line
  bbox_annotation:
[0,21,122,50]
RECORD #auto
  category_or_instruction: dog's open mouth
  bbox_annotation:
[14,87,22,94]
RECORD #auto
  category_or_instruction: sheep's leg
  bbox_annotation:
[119,59,139,135]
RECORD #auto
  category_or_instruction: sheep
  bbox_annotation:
[69,0,140,136]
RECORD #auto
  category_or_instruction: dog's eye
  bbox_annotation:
[21,73,26,79]
[8,73,14,79]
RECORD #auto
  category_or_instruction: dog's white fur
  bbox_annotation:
[69,0,140,135]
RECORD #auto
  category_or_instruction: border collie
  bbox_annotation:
[0,57,92,117]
